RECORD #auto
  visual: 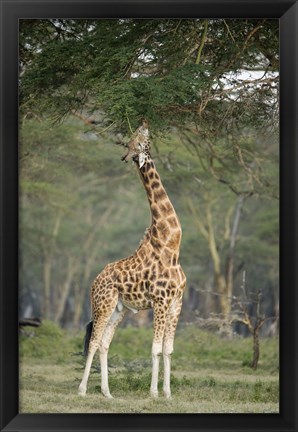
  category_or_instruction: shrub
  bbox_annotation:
[20,320,71,363]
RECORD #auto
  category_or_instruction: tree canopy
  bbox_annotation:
[20,19,279,135]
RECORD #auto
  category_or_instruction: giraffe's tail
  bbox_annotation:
[83,320,93,356]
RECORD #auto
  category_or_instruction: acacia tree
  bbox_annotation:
[20,19,278,135]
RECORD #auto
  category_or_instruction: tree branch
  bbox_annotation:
[195,20,208,65]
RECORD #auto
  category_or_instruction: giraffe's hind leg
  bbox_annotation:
[162,295,183,399]
[78,338,97,396]
[78,290,118,397]
[99,303,127,398]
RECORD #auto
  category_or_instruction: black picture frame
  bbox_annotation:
[0,1,297,431]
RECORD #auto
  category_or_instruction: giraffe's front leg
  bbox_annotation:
[162,338,173,399]
[150,305,167,398]
[163,296,183,399]
[150,340,163,398]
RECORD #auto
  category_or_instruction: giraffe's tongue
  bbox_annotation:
[121,154,129,163]
[121,149,132,163]
[121,145,136,163]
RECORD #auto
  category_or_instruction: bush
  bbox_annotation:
[20,320,72,363]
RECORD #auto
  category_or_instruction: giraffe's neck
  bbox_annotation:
[137,159,182,253]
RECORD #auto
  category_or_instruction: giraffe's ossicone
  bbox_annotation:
[79,120,186,399]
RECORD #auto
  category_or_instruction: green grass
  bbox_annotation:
[19,321,279,413]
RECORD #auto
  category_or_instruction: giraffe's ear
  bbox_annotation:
[139,152,146,168]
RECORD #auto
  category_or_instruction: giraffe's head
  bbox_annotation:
[121,120,151,168]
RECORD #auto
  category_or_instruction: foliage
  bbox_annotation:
[20,322,279,372]
[19,320,69,361]
[20,19,279,136]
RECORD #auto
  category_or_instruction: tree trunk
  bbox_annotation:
[214,273,229,317]
[204,260,215,317]
[251,329,260,369]
[42,254,52,319]
[53,256,77,324]
[41,211,62,319]
[225,195,244,309]
[73,285,86,328]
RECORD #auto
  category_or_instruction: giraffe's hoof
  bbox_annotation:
[163,388,172,399]
[150,390,159,398]
[102,391,114,399]
[78,386,86,396]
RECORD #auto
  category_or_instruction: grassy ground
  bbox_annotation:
[19,321,279,414]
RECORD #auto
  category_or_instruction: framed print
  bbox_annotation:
[0,1,297,431]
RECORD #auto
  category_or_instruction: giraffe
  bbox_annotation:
[78,120,186,399]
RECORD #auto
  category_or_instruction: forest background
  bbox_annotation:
[19,18,279,336]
